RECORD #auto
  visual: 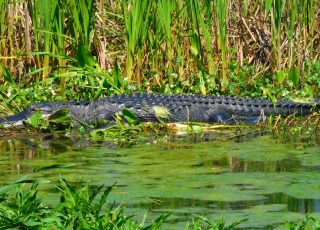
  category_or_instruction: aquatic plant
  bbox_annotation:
[0,177,171,229]
[287,215,320,230]
[0,177,319,229]
[189,215,248,229]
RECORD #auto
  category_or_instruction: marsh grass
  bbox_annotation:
[214,0,229,90]
[0,0,319,104]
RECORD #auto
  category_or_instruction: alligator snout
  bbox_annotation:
[0,110,29,128]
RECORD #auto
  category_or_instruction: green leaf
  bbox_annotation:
[113,60,122,88]
[0,62,14,84]
[199,75,206,95]
[153,106,171,119]
[29,111,44,128]
[190,34,200,57]
[0,184,18,196]
[42,217,60,224]
[0,179,41,196]
[122,109,138,124]
[264,0,273,12]
[33,163,75,172]
[275,70,287,84]
[301,84,314,98]
[288,66,300,87]
[263,88,276,103]
[48,109,71,127]
[142,213,171,230]
[225,218,249,229]
[89,184,104,204]
[77,44,98,68]
[24,220,42,226]
[95,183,115,213]
[89,129,106,138]
[58,177,76,207]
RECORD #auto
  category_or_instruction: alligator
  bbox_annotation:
[0,93,319,128]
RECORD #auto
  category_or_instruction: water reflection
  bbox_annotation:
[130,193,320,213]
[269,193,320,213]
[195,156,303,173]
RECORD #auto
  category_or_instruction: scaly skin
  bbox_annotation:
[0,93,319,128]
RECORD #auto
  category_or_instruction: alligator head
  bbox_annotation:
[0,101,70,128]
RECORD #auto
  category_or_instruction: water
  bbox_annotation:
[0,131,320,229]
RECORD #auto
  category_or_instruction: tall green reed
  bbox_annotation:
[214,0,229,90]
[31,0,59,80]
[265,0,318,87]
[299,0,317,68]
[67,0,95,50]
[271,0,283,69]
[1,0,320,98]
[122,0,152,84]
[189,0,217,93]
[0,0,8,85]
[0,0,17,74]
[156,0,176,73]
[148,0,177,88]
[201,0,215,76]
[287,0,298,68]
[52,1,67,92]
[30,0,97,94]
[286,0,301,87]
[0,0,9,61]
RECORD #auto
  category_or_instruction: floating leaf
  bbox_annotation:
[153,106,171,119]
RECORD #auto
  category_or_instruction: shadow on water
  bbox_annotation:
[0,131,320,228]
[192,156,303,173]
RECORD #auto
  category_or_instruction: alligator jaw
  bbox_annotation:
[0,110,29,128]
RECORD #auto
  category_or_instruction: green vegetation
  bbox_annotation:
[0,177,171,229]
[0,0,320,116]
[0,177,319,229]
[1,1,320,228]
